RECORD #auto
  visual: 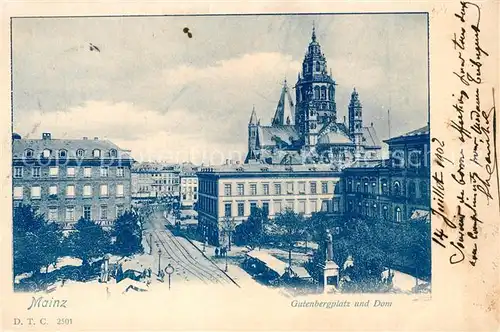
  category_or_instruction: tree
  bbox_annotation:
[67,218,111,266]
[233,207,269,248]
[273,209,306,269]
[220,217,236,251]
[113,210,143,256]
[13,204,63,276]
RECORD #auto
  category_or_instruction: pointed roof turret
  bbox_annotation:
[249,106,258,125]
[272,80,295,127]
[349,87,362,108]
[311,22,317,42]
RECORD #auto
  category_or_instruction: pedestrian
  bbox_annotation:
[215,247,219,257]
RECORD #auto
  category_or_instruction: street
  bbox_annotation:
[144,209,238,287]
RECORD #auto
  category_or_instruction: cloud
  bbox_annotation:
[15,51,304,164]
[13,15,428,163]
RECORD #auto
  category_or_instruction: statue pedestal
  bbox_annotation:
[320,260,339,294]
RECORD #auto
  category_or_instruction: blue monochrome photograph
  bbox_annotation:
[11,14,430,296]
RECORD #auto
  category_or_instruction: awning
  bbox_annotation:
[289,266,311,279]
[246,250,288,277]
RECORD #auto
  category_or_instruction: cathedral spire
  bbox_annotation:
[249,106,258,125]
[312,22,316,42]
[272,80,295,127]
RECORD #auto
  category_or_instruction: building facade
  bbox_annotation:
[341,125,430,222]
[131,162,181,201]
[12,133,134,229]
[246,27,381,166]
[197,164,342,245]
[179,163,199,208]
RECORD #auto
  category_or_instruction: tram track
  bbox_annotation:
[151,229,232,285]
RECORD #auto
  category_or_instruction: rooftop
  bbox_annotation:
[131,162,181,172]
[385,125,429,144]
[198,163,341,174]
[12,133,133,160]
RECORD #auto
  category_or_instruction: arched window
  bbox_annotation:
[370,178,377,194]
[408,181,416,198]
[314,86,320,99]
[328,86,334,100]
[59,149,67,158]
[24,149,34,158]
[419,181,428,199]
[76,149,84,158]
[363,179,369,193]
[304,63,309,73]
[42,149,51,158]
[395,207,402,222]
[381,179,388,194]
[356,182,361,193]
[92,149,101,158]
[320,86,327,100]
[109,149,117,158]
[316,61,320,72]
[393,181,401,196]
[382,205,388,219]
[347,179,352,193]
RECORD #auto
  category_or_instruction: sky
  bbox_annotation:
[12,14,428,164]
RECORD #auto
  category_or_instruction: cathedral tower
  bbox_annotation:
[247,106,259,160]
[295,25,337,150]
[348,88,363,158]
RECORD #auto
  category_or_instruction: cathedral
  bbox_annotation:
[245,26,381,167]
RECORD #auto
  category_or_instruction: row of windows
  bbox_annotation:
[223,181,330,196]
[13,184,125,200]
[45,204,124,222]
[24,148,117,159]
[222,199,329,217]
[181,178,198,184]
[152,186,179,192]
[347,201,403,222]
[346,178,428,198]
[13,166,125,179]
[154,179,180,185]
[181,193,198,200]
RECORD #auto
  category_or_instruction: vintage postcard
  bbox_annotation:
[1,1,499,331]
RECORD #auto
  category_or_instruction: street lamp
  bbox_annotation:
[158,248,162,277]
[165,264,175,290]
[225,250,228,272]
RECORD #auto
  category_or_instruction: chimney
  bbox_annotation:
[371,122,373,127]
[94,137,99,140]
[83,137,88,140]
[42,132,51,140]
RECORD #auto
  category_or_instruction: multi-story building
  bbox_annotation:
[197,163,342,245]
[12,132,134,229]
[341,125,430,222]
[131,162,180,201]
[179,163,199,208]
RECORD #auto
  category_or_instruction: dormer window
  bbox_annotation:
[109,149,117,158]
[42,149,51,158]
[24,149,34,158]
[92,149,101,158]
[59,149,67,158]
[76,149,84,158]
